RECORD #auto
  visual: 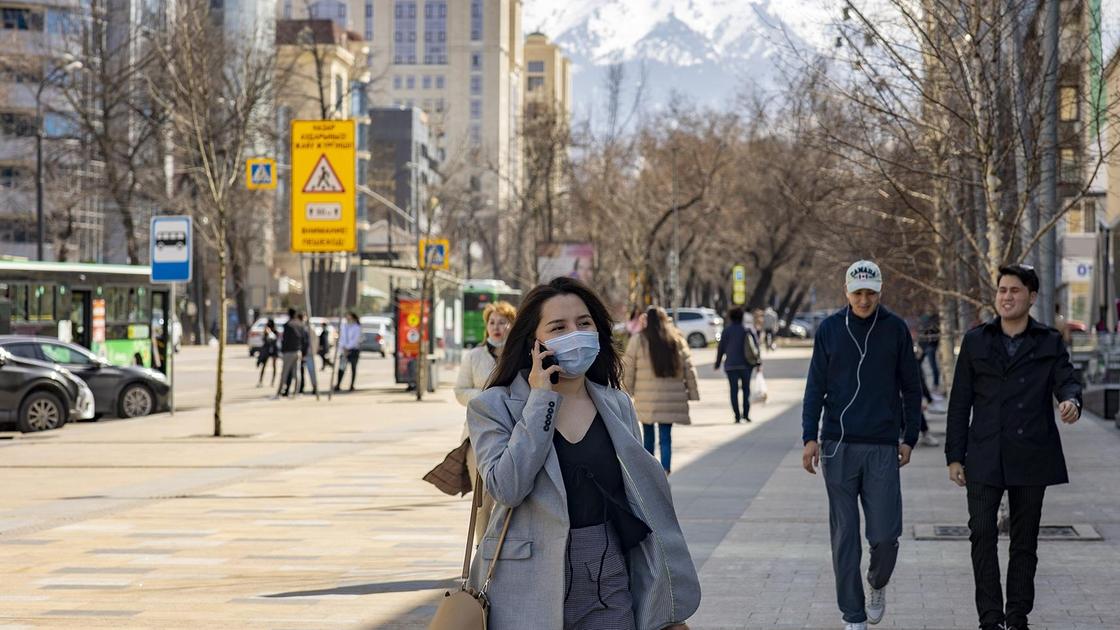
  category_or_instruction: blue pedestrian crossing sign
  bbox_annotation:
[246,157,277,190]
[419,238,451,270]
[150,216,192,283]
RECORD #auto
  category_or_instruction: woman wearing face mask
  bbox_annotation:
[466,277,698,630]
[623,307,699,474]
[450,301,516,541]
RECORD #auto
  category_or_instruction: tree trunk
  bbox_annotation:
[214,213,227,437]
[746,266,775,311]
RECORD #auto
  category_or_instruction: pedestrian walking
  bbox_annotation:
[256,318,279,387]
[763,306,779,351]
[273,308,303,399]
[318,326,333,370]
[918,313,942,392]
[802,260,923,630]
[622,306,700,475]
[298,313,319,396]
[462,277,698,630]
[334,312,361,392]
[445,299,515,542]
[945,264,1082,630]
[714,306,762,423]
[625,306,644,336]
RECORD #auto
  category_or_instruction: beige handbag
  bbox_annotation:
[428,473,513,630]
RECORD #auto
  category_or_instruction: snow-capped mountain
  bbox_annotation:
[523,0,835,117]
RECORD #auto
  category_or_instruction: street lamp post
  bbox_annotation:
[670,142,680,313]
[35,58,81,262]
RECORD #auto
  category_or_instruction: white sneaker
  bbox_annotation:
[919,432,940,447]
[866,585,886,624]
[845,623,868,630]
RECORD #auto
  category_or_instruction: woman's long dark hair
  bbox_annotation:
[487,277,621,389]
[642,306,682,378]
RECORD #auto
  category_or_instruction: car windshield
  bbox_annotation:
[39,342,95,365]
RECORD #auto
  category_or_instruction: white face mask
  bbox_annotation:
[488,337,505,348]
[543,330,600,376]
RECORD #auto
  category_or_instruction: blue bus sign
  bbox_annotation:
[150,216,192,282]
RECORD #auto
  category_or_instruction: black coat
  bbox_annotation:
[945,317,1081,487]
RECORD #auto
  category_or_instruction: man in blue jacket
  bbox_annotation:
[802,260,923,630]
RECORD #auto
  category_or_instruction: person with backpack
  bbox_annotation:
[715,307,762,423]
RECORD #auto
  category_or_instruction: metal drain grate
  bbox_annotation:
[914,524,1103,541]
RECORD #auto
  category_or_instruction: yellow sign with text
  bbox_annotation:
[290,120,356,252]
[419,238,451,270]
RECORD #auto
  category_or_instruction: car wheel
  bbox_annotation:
[687,332,706,348]
[18,391,66,433]
[119,384,154,418]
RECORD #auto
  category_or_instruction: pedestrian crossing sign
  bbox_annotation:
[302,155,345,193]
[290,119,356,252]
[246,158,277,190]
[419,238,451,270]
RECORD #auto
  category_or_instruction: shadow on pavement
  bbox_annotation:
[262,577,458,598]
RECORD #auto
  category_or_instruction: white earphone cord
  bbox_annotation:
[822,305,879,460]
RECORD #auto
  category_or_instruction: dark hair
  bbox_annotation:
[266,318,276,331]
[728,307,744,324]
[347,311,359,322]
[997,264,1039,293]
[487,277,621,389]
[287,307,297,318]
[642,307,682,378]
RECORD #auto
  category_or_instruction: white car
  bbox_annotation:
[669,307,724,348]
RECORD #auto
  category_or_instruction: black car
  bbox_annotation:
[0,347,93,432]
[0,336,170,418]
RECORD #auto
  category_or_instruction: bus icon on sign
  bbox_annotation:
[155,231,187,250]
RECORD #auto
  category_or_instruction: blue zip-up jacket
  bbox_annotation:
[802,305,923,448]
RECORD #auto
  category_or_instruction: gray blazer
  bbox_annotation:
[466,373,701,630]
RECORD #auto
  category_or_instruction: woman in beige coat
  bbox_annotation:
[623,306,699,474]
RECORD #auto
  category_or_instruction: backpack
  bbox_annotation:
[743,327,762,367]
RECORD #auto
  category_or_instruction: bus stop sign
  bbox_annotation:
[150,216,192,282]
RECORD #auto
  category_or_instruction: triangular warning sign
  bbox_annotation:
[251,164,271,184]
[302,155,345,193]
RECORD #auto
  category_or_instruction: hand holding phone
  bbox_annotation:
[531,341,561,389]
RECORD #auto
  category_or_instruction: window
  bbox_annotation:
[527,76,544,92]
[309,0,347,28]
[0,111,36,137]
[470,75,481,95]
[364,0,373,40]
[45,9,79,35]
[470,99,481,119]
[1060,86,1079,122]
[365,1,372,17]
[1060,148,1079,184]
[393,1,417,64]
[423,1,447,65]
[422,75,431,89]
[435,75,445,89]
[393,75,401,89]
[470,124,481,146]
[528,61,545,73]
[39,342,93,365]
[406,75,415,89]
[0,166,20,189]
[470,0,482,41]
[471,52,481,70]
[435,98,444,112]
[283,0,291,17]
[4,342,40,360]
[677,312,702,321]
[2,7,42,31]
[29,284,54,321]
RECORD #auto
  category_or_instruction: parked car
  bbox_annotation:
[781,318,812,339]
[0,336,169,418]
[0,347,95,432]
[667,307,724,348]
[359,316,393,357]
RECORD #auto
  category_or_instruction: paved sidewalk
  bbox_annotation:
[1,347,1117,629]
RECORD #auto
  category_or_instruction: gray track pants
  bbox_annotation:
[821,440,902,624]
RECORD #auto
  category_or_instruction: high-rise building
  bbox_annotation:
[523,31,570,118]
[0,0,102,262]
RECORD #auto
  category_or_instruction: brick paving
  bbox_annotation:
[0,347,1116,629]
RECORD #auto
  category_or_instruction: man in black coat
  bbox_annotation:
[946,264,1082,630]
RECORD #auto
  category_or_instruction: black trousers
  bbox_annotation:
[966,482,1046,628]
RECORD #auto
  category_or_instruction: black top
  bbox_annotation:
[553,415,651,550]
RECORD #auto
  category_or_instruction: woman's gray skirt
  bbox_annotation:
[563,524,636,630]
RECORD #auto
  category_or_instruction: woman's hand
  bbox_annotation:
[528,341,561,391]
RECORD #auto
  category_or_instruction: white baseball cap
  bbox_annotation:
[846,260,882,293]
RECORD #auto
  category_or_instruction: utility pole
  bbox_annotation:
[1038,0,1060,326]
[670,143,680,313]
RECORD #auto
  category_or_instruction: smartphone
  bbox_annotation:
[538,341,560,384]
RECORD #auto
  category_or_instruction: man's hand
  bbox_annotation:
[948,462,967,487]
[898,444,912,467]
[802,441,820,475]
[1058,400,1080,424]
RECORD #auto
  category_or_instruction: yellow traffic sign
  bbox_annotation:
[246,158,277,190]
[732,264,747,305]
[419,238,450,270]
[290,120,356,252]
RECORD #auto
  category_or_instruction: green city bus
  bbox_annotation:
[0,261,172,369]
[462,280,522,348]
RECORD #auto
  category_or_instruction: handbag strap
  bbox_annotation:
[460,472,515,592]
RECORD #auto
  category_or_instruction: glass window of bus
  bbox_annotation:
[9,284,29,321]
[107,286,129,322]
[464,292,490,311]
[131,287,150,323]
[30,283,54,321]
